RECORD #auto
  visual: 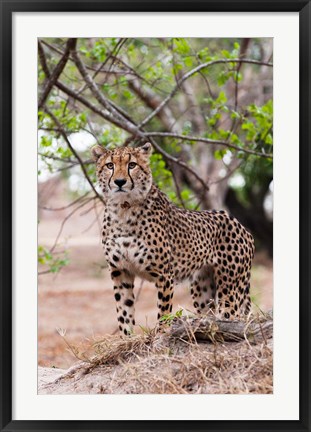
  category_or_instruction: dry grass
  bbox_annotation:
[42,313,273,395]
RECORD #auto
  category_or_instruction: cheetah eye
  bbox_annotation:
[128,162,137,169]
[106,162,114,170]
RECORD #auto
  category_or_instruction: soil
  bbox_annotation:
[38,318,273,395]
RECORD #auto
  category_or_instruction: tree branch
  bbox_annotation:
[144,132,273,159]
[43,108,104,204]
[147,137,210,193]
[139,58,273,128]
[39,192,91,211]
[38,40,137,131]
[76,38,127,96]
[71,46,139,134]
[209,160,244,185]
[38,38,77,109]
[48,198,95,253]
[170,312,273,344]
[38,42,229,194]
[128,78,177,131]
[38,40,50,77]
[40,72,209,192]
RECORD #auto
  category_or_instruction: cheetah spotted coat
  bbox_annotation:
[92,143,255,336]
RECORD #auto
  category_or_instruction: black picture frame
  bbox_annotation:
[1,1,310,431]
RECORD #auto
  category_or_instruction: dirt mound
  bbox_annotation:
[38,313,273,395]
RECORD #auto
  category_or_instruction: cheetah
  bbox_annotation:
[92,143,255,336]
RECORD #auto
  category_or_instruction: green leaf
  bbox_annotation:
[230,110,241,120]
[122,89,133,99]
[40,136,52,148]
[180,189,191,201]
[234,71,242,82]
[172,63,183,75]
[80,112,87,123]
[265,133,273,145]
[38,245,69,274]
[214,149,227,160]
[215,91,227,105]
[197,47,210,62]
[183,56,193,67]
[173,38,190,55]
[217,71,230,86]
[221,50,231,58]
[92,41,107,62]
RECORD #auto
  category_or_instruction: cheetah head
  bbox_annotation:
[92,143,153,205]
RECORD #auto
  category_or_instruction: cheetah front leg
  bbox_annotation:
[155,273,174,324]
[110,269,135,336]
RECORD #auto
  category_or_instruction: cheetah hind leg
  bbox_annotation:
[190,265,216,316]
[239,282,252,316]
[214,270,252,320]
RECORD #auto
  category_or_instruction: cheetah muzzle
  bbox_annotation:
[92,142,255,336]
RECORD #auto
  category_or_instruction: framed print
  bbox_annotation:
[1,1,310,431]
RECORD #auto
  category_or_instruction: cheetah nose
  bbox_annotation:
[114,179,127,188]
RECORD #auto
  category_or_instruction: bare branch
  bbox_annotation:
[71,47,139,134]
[139,58,273,128]
[38,38,77,109]
[38,41,138,132]
[41,75,209,191]
[56,79,134,131]
[38,152,74,164]
[43,108,104,203]
[47,74,209,190]
[128,78,177,131]
[39,192,91,211]
[76,38,127,95]
[39,42,254,194]
[170,164,186,208]
[39,153,93,172]
[234,39,251,112]
[49,198,95,253]
[147,138,210,193]
[209,161,244,185]
[170,313,273,344]
[81,199,104,235]
[144,132,273,159]
[109,55,169,96]
[38,270,52,276]
[38,40,50,77]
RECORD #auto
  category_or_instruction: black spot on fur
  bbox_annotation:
[124,299,134,307]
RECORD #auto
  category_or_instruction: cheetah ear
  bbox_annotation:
[139,142,152,157]
[91,145,107,162]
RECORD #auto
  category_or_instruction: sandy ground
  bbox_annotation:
[38,179,273,369]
